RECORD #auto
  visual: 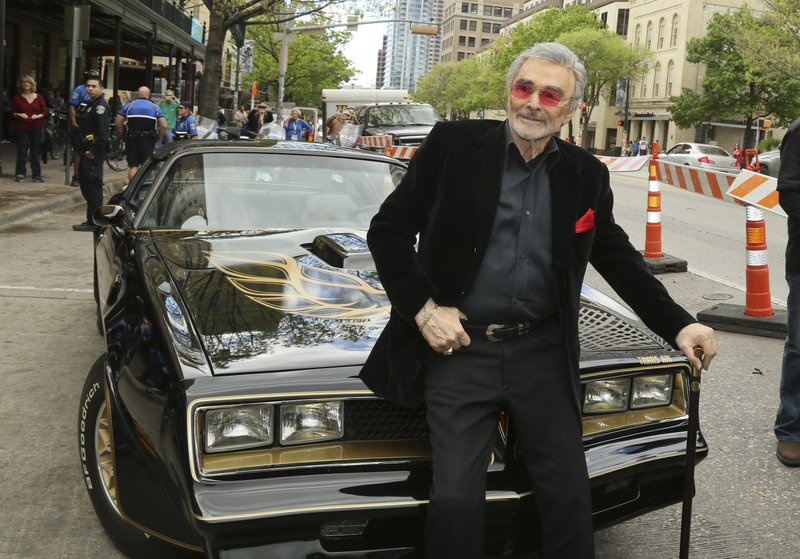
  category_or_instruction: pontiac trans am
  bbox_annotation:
[79,140,707,558]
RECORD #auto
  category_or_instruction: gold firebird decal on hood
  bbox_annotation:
[206,252,390,322]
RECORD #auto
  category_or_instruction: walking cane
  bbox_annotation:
[679,347,703,559]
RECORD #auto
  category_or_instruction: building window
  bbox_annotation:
[461,2,469,13]
[599,12,608,27]
[671,14,679,47]
[468,37,475,47]
[658,17,666,49]
[634,23,641,45]
[640,71,647,97]
[469,20,477,31]
[646,21,653,49]
[503,7,512,18]
[459,36,466,46]
[457,51,466,60]
[483,22,491,33]
[494,6,502,16]
[616,9,629,36]
[653,62,662,97]
[493,23,501,33]
[460,19,467,30]
[470,3,478,13]
[483,5,492,16]
[481,37,491,47]
[666,60,675,96]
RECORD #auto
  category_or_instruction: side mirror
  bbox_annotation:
[93,205,125,229]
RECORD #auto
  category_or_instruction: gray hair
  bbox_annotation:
[506,42,586,113]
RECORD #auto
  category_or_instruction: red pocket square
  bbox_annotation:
[574,208,595,233]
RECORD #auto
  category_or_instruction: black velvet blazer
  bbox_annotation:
[361,119,695,407]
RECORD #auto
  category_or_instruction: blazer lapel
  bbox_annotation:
[471,124,505,257]
[550,147,584,264]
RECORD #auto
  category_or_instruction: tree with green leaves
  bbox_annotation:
[558,28,651,143]
[668,8,800,149]
[736,0,800,81]
[245,22,355,108]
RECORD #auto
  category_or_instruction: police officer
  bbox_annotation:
[72,74,110,232]
[68,69,99,186]
[115,86,167,182]
[173,100,199,140]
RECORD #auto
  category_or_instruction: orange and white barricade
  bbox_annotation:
[654,160,738,203]
[386,145,418,160]
[595,155,651,172]
[357,135,393,150]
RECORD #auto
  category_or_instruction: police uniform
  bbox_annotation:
[69,84,91,147]
[174,112,198,140]
[118,98,164,166]
[76,93,111,226]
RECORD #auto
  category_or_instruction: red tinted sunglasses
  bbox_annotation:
[510,83,565,107]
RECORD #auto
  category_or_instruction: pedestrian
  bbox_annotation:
[173,100,199,141]
[158,89,178,145]
[732,143,742,167]
[638,136,649,156]
[621,140,632,157]
[360,42,717,558]
[11,74,47,183]
[115,86,167,182]
[217,106,227,127]
[283,108,312,141]
[71,73,110,232]
[774,117,800,466]
[631,138,639,156]
[325,108,352,143]
[68,69,100,187]
[243,102,273,138]
[234,104,248,129]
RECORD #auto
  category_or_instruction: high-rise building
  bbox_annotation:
[439,0,524,63]
[376,35,388,89]
[384,0,434,91]
[427,0,445,72]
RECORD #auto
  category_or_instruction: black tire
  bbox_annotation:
[50,130,66,160]
[106,137,128,172]
[78,356,201,559]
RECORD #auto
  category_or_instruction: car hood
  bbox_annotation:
[152,230,670,376]
[365,124,434,137]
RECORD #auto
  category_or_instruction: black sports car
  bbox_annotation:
[79,140,707,558]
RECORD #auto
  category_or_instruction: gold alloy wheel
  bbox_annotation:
[95,401,121,515]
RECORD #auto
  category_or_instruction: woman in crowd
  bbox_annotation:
[11,74,47,182]
[283,108,313,141]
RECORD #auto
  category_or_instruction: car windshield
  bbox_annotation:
[367,105,439,127]
[138,151,405,230]
[697,145,731,157]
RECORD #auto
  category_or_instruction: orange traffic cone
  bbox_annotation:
[644,143,662,259]
[744,205,774,317]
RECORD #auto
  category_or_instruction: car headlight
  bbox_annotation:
[631,374,674,409]
[583,378,630,414]
[280,401,343,445]
[205,404,273,453]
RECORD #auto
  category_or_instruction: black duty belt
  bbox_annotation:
[127,130,157,137]
[463,315,557,342]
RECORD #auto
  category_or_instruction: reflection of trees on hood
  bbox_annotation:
[170,253,387,367]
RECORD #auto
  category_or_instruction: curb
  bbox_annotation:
[0,178,127,229]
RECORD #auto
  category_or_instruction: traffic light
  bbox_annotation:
[617,119,624,127]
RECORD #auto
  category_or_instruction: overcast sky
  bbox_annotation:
[341,21,388,88]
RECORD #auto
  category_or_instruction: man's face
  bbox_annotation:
[85,80,102,99]
[507,57,576,143]
[178,105,189,116]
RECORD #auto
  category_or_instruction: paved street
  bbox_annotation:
[0,168,798,558]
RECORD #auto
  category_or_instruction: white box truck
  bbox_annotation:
[320,88,410,141]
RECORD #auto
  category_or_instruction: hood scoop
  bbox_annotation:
[308,233,375,270]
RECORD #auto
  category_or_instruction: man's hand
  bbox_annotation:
[674,323,717,371]
[415,298,470,355]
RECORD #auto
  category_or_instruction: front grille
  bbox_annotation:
[578,302,667,353]
[345,400,429,440]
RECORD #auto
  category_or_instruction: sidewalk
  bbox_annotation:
[0,141,127,228]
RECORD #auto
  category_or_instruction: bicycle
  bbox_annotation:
[105,130,128,172]
[42,111,68,162]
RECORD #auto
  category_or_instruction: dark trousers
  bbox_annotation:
[15,127,43,178]
[423,323,594,559]
[79,152,104,222]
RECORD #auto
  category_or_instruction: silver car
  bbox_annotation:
[660,142,741,174]
[757,150,781,178]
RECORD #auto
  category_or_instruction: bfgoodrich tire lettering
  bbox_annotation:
[78,355,201,559]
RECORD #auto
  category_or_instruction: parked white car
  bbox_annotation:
[660,142,741,174]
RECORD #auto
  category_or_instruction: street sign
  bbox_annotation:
[240,40,254,73]
[231,23,245,49]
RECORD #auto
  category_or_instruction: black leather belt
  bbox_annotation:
[463,315,557,342]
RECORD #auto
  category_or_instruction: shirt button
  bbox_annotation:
[520,253,526,259]
[525,209,532,216]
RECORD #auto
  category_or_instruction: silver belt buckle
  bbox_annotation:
[485,323,505,342]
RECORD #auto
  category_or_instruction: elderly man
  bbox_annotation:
[325,108,353,143]
[115,86,167,181]
[360,42,717,558]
